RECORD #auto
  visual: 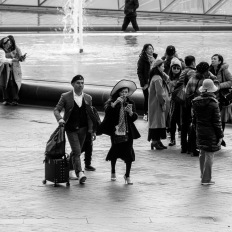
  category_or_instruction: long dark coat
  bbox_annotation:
[97,98,140,140]
[192,93,224,152]
[137,52,157,88]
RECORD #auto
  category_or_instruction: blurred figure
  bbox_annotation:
[137,44,158,120]
[122,0,139,32]
[0,35,26,106]
[168,58,182,146]
[148,59,170,150]
[209,54,232,147]
[98,80,140,185]
[192,79,223,185]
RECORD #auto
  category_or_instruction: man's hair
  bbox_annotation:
[184,55,195,67]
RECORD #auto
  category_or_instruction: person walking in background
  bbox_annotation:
[168,58,182,146]
[137,44,158,121]
[98,80,140,185]
[148,59,170,150]
[122,0,139,32]
[0,35,26,106]
[209,54,232,147]
[54,75,96,184]
[192,79,223,185]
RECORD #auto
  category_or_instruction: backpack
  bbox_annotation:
[45,126,66,159]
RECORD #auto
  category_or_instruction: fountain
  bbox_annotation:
[62,0,84,53]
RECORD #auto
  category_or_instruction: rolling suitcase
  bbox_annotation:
[43,157,70,187]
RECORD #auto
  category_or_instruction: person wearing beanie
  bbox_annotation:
[167,58,182,146]
[185,62,218,156]
[192,79,223,185]
[161,45,184,75]
[137,44,158,121]
[54,74,96,184]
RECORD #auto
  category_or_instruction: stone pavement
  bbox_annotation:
[0,104,232,232]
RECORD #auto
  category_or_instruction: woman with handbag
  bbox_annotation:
[98,80,140,185]
[209,54,232,147]
[148,59,170,150]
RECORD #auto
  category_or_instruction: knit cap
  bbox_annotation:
[170,57,182,68]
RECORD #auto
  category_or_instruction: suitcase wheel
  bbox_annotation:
[66,182,70,187]
[42,180,46,184]
[54,183,58,187]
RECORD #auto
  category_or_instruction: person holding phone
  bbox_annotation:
[97,80,140,185]
[0,35,26,106]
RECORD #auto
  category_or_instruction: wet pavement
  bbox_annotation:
[0,103,232,232]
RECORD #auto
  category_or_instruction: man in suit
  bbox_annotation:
[54,74,95,184]
[122,0,139,32]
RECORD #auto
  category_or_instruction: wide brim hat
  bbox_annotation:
[199,79,218,93]
[110,79,137,97]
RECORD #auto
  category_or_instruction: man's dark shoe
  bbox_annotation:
[85,165,96,171]
[221,140,226,147]
[191,150,199,157]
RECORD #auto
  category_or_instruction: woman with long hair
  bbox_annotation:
[137,43,158,120]
[209,54,232,147]
[0,35,26,106]
[98,80,140,184]
[148,59,170,150]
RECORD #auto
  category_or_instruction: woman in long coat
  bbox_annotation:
[98,80,140,185]
[209,54,232,147]
[0,35,25,106]
[148,59,170,150]
[137,44,158,120]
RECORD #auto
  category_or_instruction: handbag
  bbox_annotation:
[172,84,186,104]
[113,134,128,144]
[45,125,66,159]
[219,71,232,106]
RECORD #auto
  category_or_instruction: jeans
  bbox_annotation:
[181,105,191,150]
[122,15,139,31]
[66,127,87,174]
[199,149,215,183]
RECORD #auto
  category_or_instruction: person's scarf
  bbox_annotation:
[115,102,127,135]
[146,53,155,66]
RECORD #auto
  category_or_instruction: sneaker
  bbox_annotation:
[11,101,18,106]
[85,165,96,171]
[2,101,10,106]
[143,114,148,121]
[168,140,176,146]
[69,170,78,180]
[79,171,87,184]
[201,181,215,185]
[111,173,116,181]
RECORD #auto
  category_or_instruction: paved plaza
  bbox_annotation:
[0,103,232,232]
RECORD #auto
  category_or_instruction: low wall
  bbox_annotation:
[16,80,144,114]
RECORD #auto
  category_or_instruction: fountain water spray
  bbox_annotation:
[62,0,84,53]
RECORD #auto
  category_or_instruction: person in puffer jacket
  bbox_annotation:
[192,79,224,186]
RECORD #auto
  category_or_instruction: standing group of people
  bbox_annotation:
[0,35,26,106]
[137,44,232,185]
